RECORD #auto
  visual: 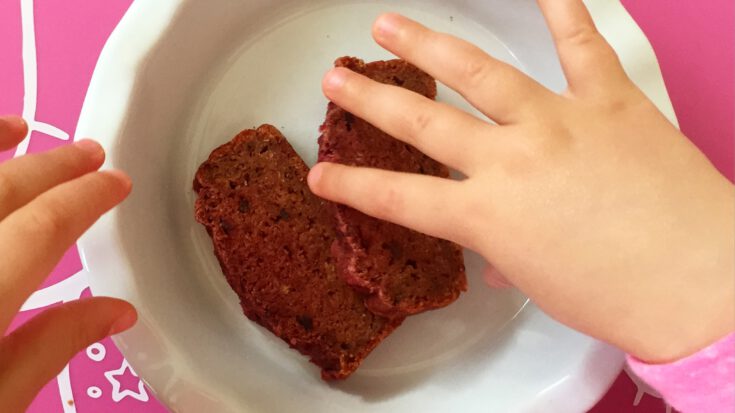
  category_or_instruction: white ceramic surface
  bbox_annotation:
[76,0,676,412]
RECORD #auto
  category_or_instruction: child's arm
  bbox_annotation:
[308,1,734,410]
[0,116,136,412]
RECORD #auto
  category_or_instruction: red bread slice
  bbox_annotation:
[194,125,402,380]
[318,57,467,318]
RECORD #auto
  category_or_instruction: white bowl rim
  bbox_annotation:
[75,0,677,411]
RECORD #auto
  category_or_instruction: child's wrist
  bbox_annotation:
[626,306,734,364]
[624,237,734,363]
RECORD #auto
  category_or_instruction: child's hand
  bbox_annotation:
[309,1,734,363]
[0,116,136,412]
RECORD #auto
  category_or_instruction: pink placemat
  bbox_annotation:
[0,1,731,411]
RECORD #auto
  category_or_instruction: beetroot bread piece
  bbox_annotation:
[318,57,467,318]
[194,125,402,380]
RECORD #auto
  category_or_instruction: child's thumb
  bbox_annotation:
[0,297,137,412]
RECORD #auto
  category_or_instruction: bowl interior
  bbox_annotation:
[86,0,620,411]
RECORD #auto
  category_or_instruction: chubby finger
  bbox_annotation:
[371,13,556,123]
[0,116,28,151]
[0,298,136,412]
[0,171,131,329]
[0,140,105,220]
[309,162,474,246]
[323,68,493,175]
[537,0,628,95]
[483,264,513,289]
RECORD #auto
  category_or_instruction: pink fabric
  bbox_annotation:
[627,333,735,413]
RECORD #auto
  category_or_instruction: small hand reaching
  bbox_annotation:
[0,116,137,412]
[308,1,734,364]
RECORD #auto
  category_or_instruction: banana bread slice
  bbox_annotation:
[194,125,402,380]
[317,57,467,318]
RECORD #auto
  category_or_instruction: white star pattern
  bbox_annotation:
[104,359,150,403]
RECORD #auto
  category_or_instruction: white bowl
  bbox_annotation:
[77,1,675,412]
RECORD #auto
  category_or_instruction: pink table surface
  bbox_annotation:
[0,1,732,412]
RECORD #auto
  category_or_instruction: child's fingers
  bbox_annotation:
[482,264,514,289]
[0,140,105,221]
[0,171,131,330]
[0,298,136,413]
[0,116,28,151]
[309,163,475,247]
[536,0,629,95]
[323,68,494,175]
[371,13,557,124]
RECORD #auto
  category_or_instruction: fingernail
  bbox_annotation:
[324,69,347,91]
[0,115,28,135]
[107,169,133,192]
[75,139,105,163]
[374,13,401,40]
[308,163,324,188]
[109,309,137,335]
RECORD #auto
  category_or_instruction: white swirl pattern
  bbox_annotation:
[13,0,148,410]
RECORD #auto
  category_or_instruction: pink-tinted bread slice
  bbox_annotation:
[318,58,467,318]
